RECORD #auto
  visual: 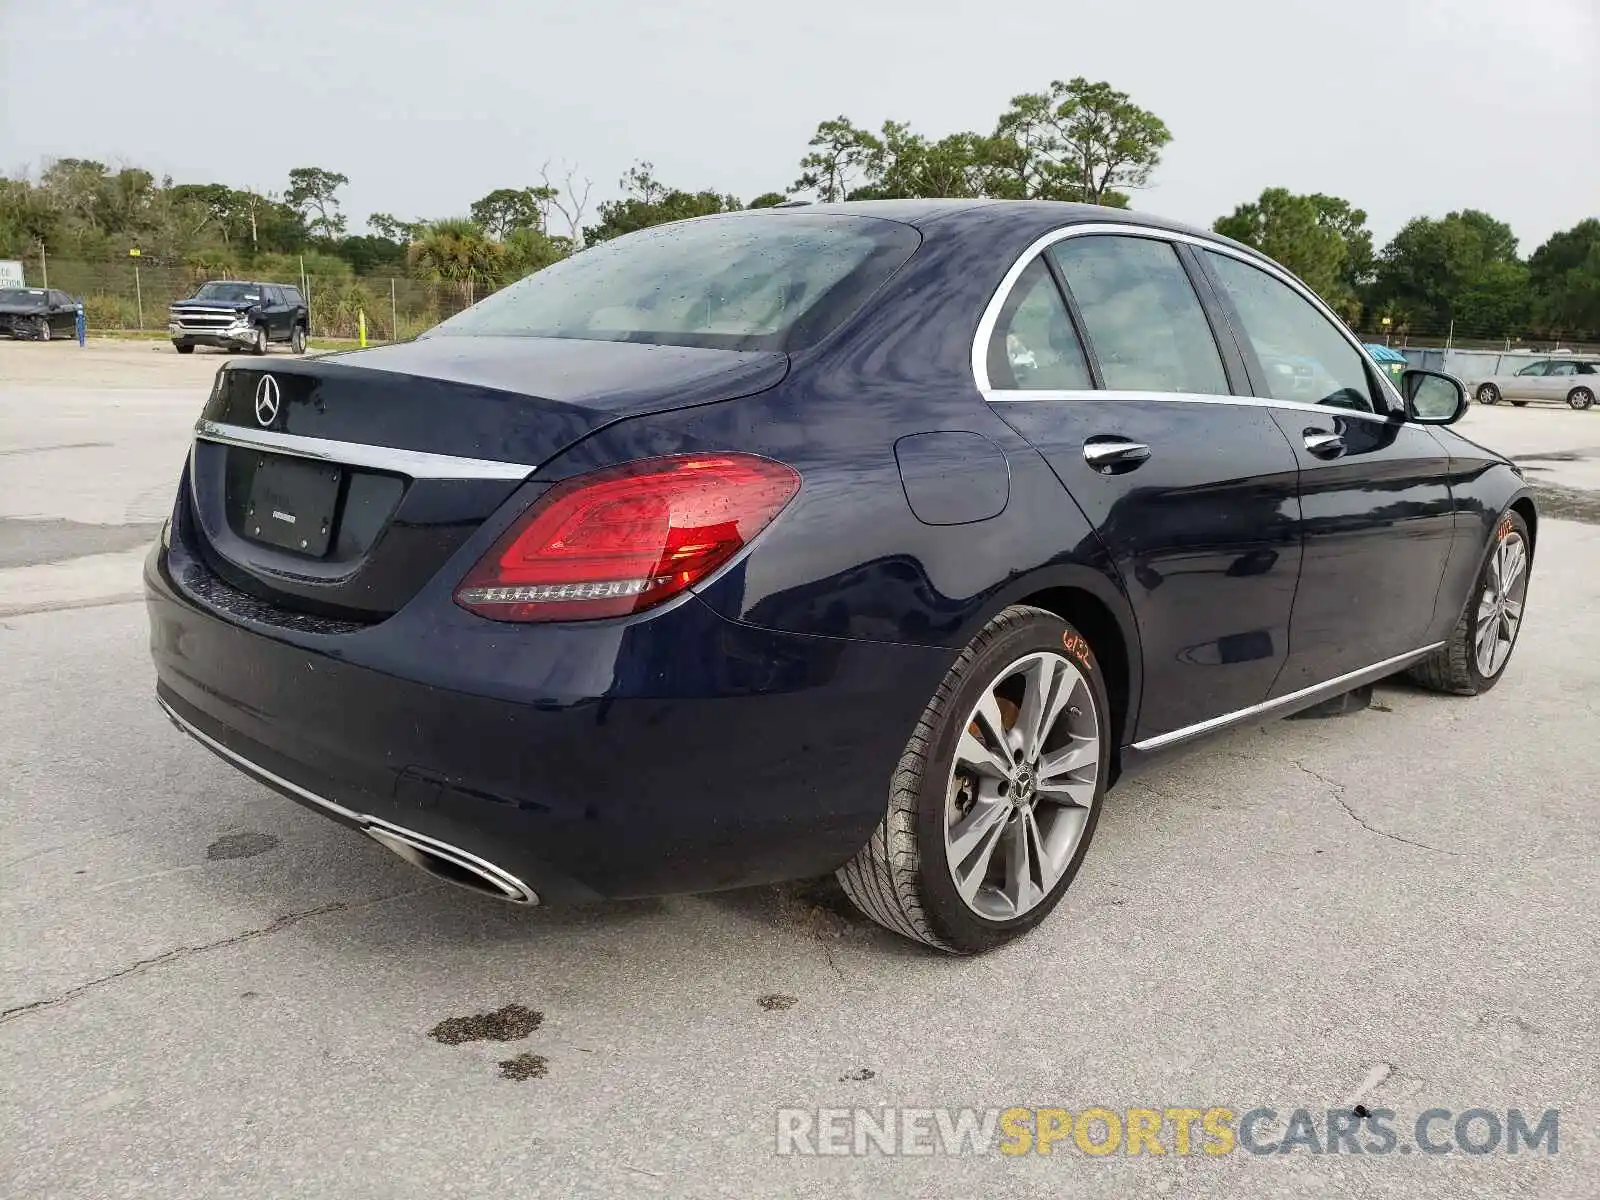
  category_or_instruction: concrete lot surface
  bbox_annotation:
[2,340,1597,1198]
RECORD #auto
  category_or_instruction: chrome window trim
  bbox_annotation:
[981,387,1398,424]
[971,220,1407,413]
[193,420,535,481]
[1130,642,1444,753]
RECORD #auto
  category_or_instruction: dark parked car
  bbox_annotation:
[168,280,308,355]
[0,287,79,340]
[146,202,1537,954]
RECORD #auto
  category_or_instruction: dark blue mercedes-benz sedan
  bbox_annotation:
[146,200,1537,953]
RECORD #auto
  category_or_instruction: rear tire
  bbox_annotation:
[1476,384,1500,405]
[1406,510,1531,696]
[1511,401,1528,408]
[1568,387,1594,411]
[837,605,1110,954]
[174,342,195,354]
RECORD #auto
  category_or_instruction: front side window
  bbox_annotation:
[1515,362,1547,376]
[1050,236,1228,395]
[986,258,1092,390]
[1204,250,1375,412]
[428,213,920,352]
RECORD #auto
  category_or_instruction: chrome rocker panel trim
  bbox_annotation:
[1130,643,1444,753]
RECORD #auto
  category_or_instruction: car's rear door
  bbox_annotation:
[1540,360,1579,402]
[1196,247,1457,695]
[980,229,1303,744]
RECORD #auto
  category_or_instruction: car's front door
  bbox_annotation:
[260,286,286,338]
[1506,360,1549,401]
[48,291,76,335]
[981,232,1304,743]
[1198,248,1458,694]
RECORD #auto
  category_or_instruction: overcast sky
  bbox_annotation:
[2,0,1595,252]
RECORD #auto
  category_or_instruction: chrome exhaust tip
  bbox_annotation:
[364,822,539,905]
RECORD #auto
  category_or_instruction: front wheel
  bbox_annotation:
[251,325,268,356]
[290,324,307,355]
[837,606,1110,954]
[1477,384,1500,405]
[36,317,51,342]
[1406,510,1531,695]
[1568,387,1594,411]
[173,342,195,355]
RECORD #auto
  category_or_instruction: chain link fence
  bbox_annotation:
[25,257,490,341]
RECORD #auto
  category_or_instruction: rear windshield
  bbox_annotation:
[191,282,263,302]
[426,213,920,352]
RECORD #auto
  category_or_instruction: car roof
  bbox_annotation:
[755,198,1268,267]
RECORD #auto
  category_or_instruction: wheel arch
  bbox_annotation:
[968,563,1143,777]
[1510,492,1538,555]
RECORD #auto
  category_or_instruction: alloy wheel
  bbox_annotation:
[1477,385,1499,404]
[1475,532,1528,678]
[1569,388,1594,411]
[944,651,1100,921]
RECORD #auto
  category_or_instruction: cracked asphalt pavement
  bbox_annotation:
[2,342,1598,1198]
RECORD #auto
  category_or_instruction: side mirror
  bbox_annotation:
[1402,369,1468,425]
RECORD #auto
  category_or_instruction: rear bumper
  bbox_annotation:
[145,531,955,902]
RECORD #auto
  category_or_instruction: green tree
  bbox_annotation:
[469,186,557,239]
[407,218,504,300]
[368,212,424,244]
[503,226,570,276]
[1528,218,1600,338]
[747,192,790,209]
[1213,188,1373,303]
[992,79,1169,205]
[285,167,349,239]
[582,162,739,246]
[333,234,406,273]
[792,118,880,202]
[1371,209,1522,332]
[1453,259,1533,334]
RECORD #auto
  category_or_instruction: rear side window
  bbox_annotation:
[1204,251,1375,412]
[986,258,1092,390]
[428,213,920,352]
[1050,236,1229,395]
[1547,361,1577,376]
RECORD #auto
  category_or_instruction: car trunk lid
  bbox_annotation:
[183,336,788,621]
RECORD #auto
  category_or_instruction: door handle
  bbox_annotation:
[1303,430,1345,458]
[1083,437,1152,472]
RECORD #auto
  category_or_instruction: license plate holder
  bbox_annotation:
[244,455,342,556]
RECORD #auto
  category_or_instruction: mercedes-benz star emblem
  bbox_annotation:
[254,374,281,427]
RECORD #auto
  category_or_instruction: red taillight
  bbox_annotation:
[454,453,801,622]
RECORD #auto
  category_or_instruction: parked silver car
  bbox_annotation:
[1473,357,1599,410]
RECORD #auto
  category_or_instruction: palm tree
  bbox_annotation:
[407,218,504,305]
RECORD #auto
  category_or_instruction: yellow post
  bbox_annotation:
[358,309,368,348]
